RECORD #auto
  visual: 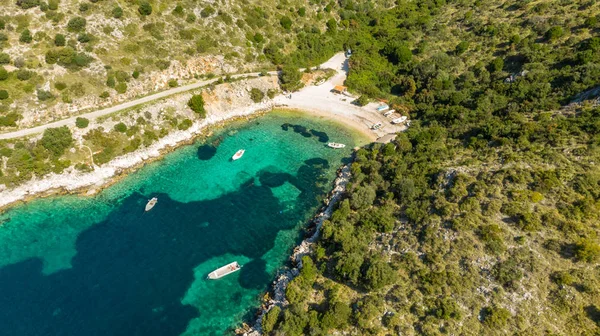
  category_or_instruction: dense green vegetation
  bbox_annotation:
[267,0,600,335]
[187,94,206,118]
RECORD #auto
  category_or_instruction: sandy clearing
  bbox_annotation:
[276,55,406,142]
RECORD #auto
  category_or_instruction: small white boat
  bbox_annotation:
[328,143,346,149]
[232,149,245,160]
[383,110,395,117]
[391,116,408,124]
[145,197,157,211]
[371,122,382,130]
[208,261,241,279]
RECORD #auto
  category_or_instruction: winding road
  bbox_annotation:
[0,71,276,140]
[0,52,375,141]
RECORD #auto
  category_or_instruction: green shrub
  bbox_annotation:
[37,89,54,101]
[545,26,564,41]
[115,70,130,82]
[249,88,264,103]
[321,302,351,331]
[172,4,184,17]
[77,33,91,43]
[350,185,376,210]
[155,59,171,70]
[115,82,127,94]
[114,122,127,133]
[75,117,89,128]
[279,66,303,92]
[99,91,109,98]
[54,33,66,46]
[0,90,8,100]
[178,119,192,130]
[200,6,215,18]
[67,17,87,32]
[481,306,510,328]
[45,47,93,69]
[0,53,10,64]
[186,14,196,23]
[188,94,206,117]
[493,258,523,288]
[262,306,281,334]
[40,126,73,157]
[280,16,292,30]
[106,74,116,88]
[355,95,369,106]
[19,29,32,43]
[138,2,152,16]
[575,239,600,262]
[362,257,395,290]
[112,6,123,19]
[16,69,33,81]
[455,41,469,55]
[253,33,264,43]
[0,67,8,81]
[584,17,597,28]
[168,79,178,87]
[16,0,40,9]
[385,42,412,64]
[489,57,504,72]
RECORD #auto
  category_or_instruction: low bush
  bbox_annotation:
[75,117,89,128]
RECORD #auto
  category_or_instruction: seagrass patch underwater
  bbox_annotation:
[0,111,366,336]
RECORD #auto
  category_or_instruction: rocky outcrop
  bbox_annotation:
[239,164,352,336]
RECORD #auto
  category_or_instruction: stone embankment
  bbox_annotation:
[238,163,353,336]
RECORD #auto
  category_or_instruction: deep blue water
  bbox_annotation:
[0,112,364,335]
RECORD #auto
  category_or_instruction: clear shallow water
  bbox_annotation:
[0,111,362,336]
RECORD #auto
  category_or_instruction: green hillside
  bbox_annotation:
[0,0,389,128]
[266,0,600,335]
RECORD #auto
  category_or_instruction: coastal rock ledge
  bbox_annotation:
[239,163,352,336]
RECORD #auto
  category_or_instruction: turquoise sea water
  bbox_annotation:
[0,111,363,336]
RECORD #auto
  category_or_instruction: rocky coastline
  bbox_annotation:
[237,162,353,336]
[0,101,277,212]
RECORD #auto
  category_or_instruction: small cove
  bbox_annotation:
[0,111,367,335]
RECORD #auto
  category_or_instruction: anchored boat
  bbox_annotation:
[327,143,346,149]
[208,261,241,279]
[391,116,408,124]
[232,149,245,160]
[145,197,158,211]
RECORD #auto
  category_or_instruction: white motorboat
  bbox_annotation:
[383,110,395,117]
[207,261,241,279]
[371,122,383,130]
[391,116,408,124]
[232,149,245,160]
[145,197,158,211]
[327,143,346,149]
